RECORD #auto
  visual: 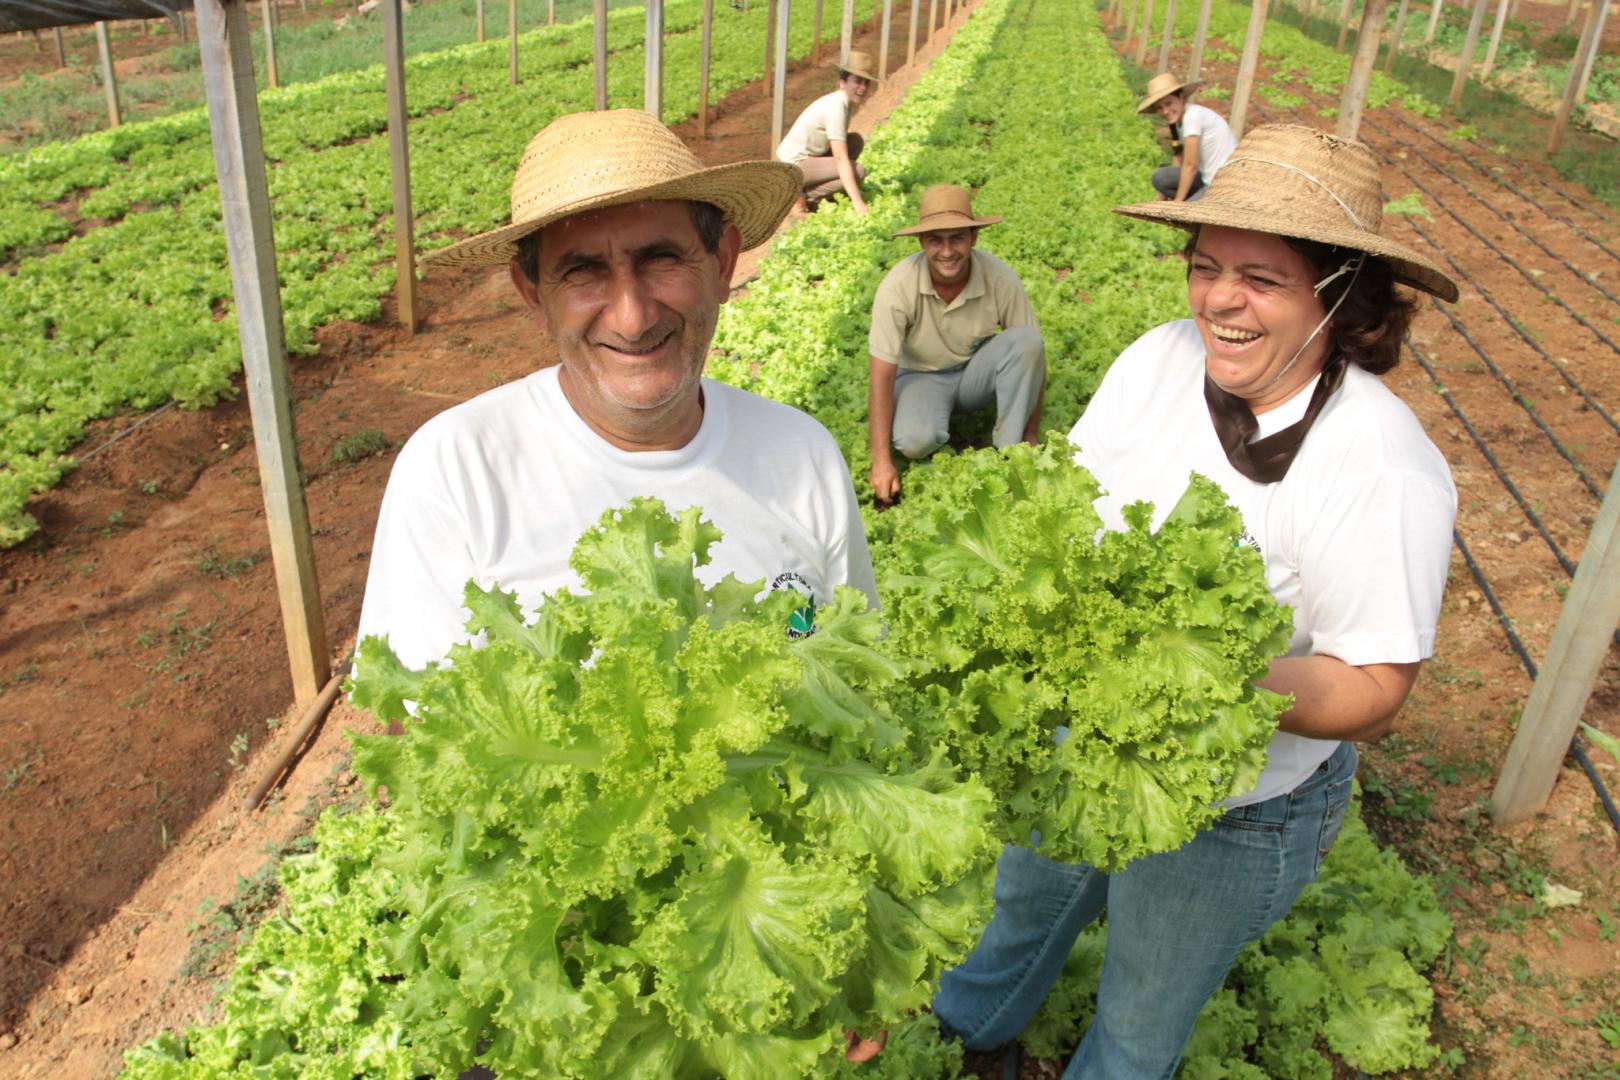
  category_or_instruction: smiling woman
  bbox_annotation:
[931,124,1466,1079]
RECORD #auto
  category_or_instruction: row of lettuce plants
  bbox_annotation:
[0,0,827,546]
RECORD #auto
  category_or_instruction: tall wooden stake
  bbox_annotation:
[1425,0,1444,42]
[907,0,918,63]
[699,0,714,136]
[645,0,664,120]
[1574,0,1609,101]
[1385,0,1411,72]
[814,0,824,63]
[1229,0,1269,138]
[477,0,485,41]
[1480,0,1510,78]
[52,26,66,67]
[1491,462,1620,824]
[1565,0,1581,27]
[772,0,791,152]
[879,0,893,76]
[1335,0,1354,49]
[1134,0,1155,64]
[548,0,555,25]
[194,0,330,708]
[1158,0,1179,71]
[1188,0,1213,77]
[261,0,279,88]
[383,0,419,335]
[841,0,854,62]
[594,0,608,108]
[1124,0,1139,50]
[1550,0,1605,152]
[1339,0,1389,137]
[1449,0,1489,107]
[509,0,519,83]
[96,22,121,128]
[927,0,937,42]
[765,0,777,84]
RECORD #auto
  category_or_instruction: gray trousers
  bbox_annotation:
[892,325,1045,459]
[797,132,867,202]
[1151,164,1206,200]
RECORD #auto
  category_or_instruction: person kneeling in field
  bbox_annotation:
[866,184,1046,504]
[775,49,880,215]
[357,109,877,678]
[1140,70,1235,203]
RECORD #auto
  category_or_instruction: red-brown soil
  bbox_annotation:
[2,1,1618,1077]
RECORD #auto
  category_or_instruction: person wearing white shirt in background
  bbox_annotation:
[1139,71,1237,203]
[775,49,881,215]
[358,109,878,682]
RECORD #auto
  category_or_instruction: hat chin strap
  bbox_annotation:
[1250,253,1366,398]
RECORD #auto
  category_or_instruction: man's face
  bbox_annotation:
[840,73,874,105]
[1152,92,1185,125]
[510,200,741,450]
[919,227,977,288]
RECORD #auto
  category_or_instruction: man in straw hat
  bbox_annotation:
[931,125,1458,1077]
[775,49,881,215]
[866,184,1045,503]
[1139,71,1235,203]
[358,109,878,673]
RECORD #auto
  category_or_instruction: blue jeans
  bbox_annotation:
[933,741,1357,1079]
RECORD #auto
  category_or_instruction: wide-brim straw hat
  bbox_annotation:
[838,48,883,83]
[893,184,1004,236]
[1138,71,1200,113]
[423,109,801,269]
[1113,124,1460,302]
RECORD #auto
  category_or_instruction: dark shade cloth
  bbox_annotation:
[1,1,191,33]
[1202,357,1347,484]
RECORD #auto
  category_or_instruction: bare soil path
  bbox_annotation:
[0,2,970,1075]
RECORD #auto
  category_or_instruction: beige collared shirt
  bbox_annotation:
[776,90,851,164]
[869,249,1040,372]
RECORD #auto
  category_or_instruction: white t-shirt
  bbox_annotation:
[1180,102,1236,185]
[1070,320,1456,806]
[776,90,851,164]
[359,368,879,671]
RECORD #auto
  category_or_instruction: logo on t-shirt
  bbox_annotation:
[770,571,817,639]
[1236,529,1261,554]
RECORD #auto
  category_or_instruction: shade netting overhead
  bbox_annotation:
[0,0,194,32]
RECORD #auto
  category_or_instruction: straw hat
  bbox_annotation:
[1113,124,1460,302]
[839,48,883,83]
[893,184,1004,236]
[423,109,801,269]
[1138,71,1200,114]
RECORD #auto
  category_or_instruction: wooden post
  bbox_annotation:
[765,0,777,84]
[907,0,918,63]
[53,26,66,67]
[549,0,555,25]
[1449,0,1490,107]
[1229,0,1269,139]
[1384,0,1411,72]
[880,0,893,77]
[814,0,824,64]
[194,0,330,709]
[1134,0,1154,63]
[1124,0,1139,50]
[594,0,608,109]
[645,0,664,121]
[96,22,121,128]
[383,0,419,335]
[1335,0,1354,49]
[1301,0,1316,28]
[1188,0,1213,77]
[1491,463,1620,825]
[508,0,518,84]
[1574,0,1610,101]
[841,0,854,62]
[33,27,44,51]
[1425,0,1444,42]
[1480,0,1510,78]
[477,0,485,41]
[261,0,279,88]
[1338,0,1388,137]
[928,0,938,42]
[1158,0,1179,71]
[772,0,791,152]
[1550,0,1605,153]
[179,10,190,43]
[698,0,713,136]
[1565,0,1581,28]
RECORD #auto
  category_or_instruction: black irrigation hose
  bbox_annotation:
[1451,531,1620,837]
[1383,111,1620,269]
[1417,287,1606,502]
[1363,117,1620,308]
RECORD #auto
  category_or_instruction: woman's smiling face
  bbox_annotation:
[1187,225,1333,414]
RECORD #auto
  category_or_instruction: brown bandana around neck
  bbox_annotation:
[1203,358,1348,484]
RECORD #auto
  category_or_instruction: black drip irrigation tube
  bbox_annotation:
[1365,117,1620,309]
[1450,531,1620,837]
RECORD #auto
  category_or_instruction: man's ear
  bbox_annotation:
[714,221,743,301]
[508,256,548,328]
